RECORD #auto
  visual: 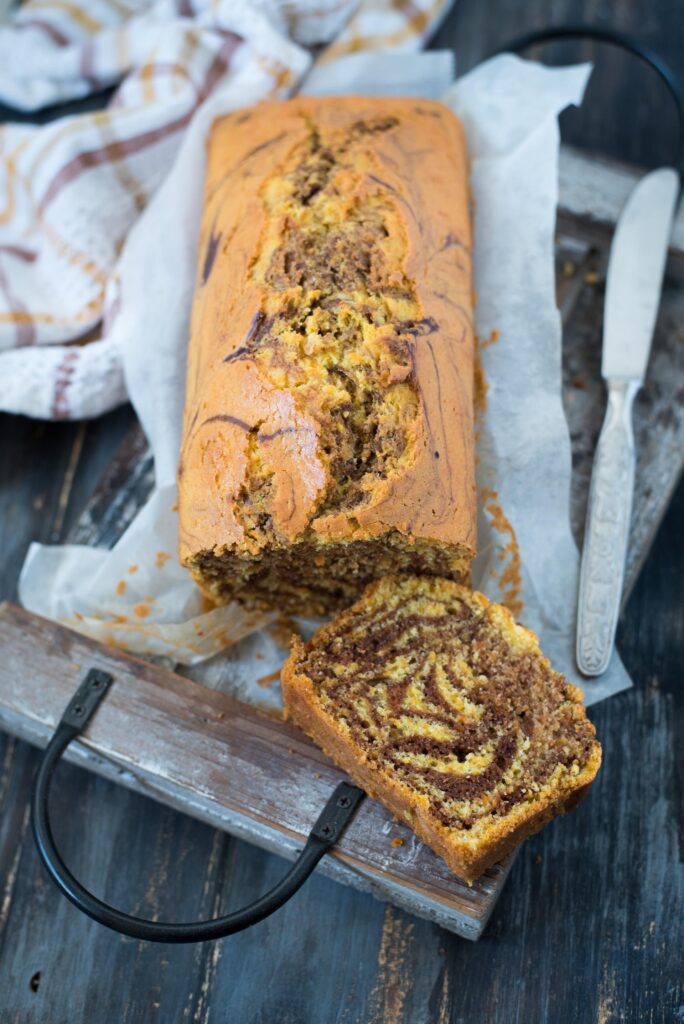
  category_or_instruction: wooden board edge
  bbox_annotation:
[0,704,500,941]
[558,144,684,266]
[0,604,511,940]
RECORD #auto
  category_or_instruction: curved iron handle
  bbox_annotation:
[495,24,684,179]
[31,669,364,943]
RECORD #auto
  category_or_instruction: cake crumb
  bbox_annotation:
[267,616,301,650]
[133,603,151,618]
[155,551,172,568]
[481,489,524,617]
[116,580,126,596]
[473,350,489,413]
[257,668,282,688]
[584,270,599,285]
[127,564,139,574]
[480,328,500,349]
[562,260,575,277]
[391,837,405,848]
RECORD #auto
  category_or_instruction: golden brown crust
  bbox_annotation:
[282,576,602,884]
[178,98,476,611]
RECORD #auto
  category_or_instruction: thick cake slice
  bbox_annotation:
[282,575,601,883]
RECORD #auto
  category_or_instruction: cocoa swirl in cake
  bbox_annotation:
[237,117,423,524]
[300,587,597,831]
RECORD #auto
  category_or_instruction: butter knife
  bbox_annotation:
[576,167,679,677]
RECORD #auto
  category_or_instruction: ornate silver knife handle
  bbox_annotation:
[576,379,640,676]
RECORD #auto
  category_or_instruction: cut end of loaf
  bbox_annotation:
[187,534,473,617]
[282,575,601,882]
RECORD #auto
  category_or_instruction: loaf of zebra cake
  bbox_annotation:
[282,575,601,883]
[178,97,476,616]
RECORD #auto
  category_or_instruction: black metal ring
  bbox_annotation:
[31,669,364,944]
[494,24,684,178]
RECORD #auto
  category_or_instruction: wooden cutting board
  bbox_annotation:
[0,146,682,941]
[0,603,512,940]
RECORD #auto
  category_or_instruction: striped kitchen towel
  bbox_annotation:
[0,0,452,420]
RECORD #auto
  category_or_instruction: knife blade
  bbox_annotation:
[576,167,679,677]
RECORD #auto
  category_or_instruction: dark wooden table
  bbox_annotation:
[1,2,682,1021]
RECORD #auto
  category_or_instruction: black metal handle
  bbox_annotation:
[494,24,684,179]
[31,669,364,944]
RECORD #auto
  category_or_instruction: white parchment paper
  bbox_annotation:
[19,54,632,706]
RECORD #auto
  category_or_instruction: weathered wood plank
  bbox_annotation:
[0,603,512,940]
[66,424,154,550]
[0,736,236,1024]
[0,407,137,602]
[558,145,684,266]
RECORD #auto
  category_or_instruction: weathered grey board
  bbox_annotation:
[0,603,512,940]
[2,146,682,943]
[558,145,684,277]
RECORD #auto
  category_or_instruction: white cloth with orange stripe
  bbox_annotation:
[0,0,453,418]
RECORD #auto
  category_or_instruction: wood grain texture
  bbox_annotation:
[0,602,511,939]
[558,146,684,268]
[0,1,682,1019]
[433,0,684,170]
[0,407,136,601]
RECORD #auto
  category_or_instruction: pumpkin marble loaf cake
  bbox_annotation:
[179,97,476,615]
[282,576,601,883]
